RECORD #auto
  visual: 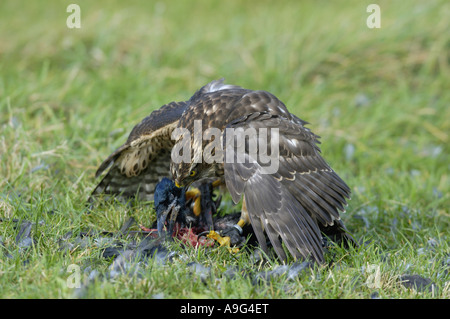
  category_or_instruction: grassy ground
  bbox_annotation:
[0,0,449,299]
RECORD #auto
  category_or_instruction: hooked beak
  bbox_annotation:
[176,179,196,190]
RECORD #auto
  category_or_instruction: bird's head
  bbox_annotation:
[171,161,216,188]
[170,125,218,188]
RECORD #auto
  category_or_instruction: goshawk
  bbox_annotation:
[91,79,355,263]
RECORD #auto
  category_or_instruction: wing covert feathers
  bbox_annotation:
[223,112,351,263]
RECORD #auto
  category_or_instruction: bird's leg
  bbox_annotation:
[234,198,250,235]
[185,188,201,217]
[185,178,222,217]
[209,196,250,250]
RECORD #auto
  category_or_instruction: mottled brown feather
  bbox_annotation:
[91,80,354,263]
[90,101,188,202]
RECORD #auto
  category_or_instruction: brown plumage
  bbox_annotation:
[91,79,355,263]
[90,101,187,201]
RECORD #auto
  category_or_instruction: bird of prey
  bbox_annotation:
[90,79,355,263]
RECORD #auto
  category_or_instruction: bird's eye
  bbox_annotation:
[189,170,196,177]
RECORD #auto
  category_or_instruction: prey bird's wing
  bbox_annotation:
[89,101,188,202]
[223,112,351,263]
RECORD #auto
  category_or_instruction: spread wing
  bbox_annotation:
[223,112,351,263]
[89,101,188,202]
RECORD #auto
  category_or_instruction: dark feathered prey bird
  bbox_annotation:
[90,79,356,263]
[153,177,220,237]
[153,177,187,235]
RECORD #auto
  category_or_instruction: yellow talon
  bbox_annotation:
[185,188,200,199]
[186,188,202,216]
[207,230,230,246]
[185,180,221,217]
[193,197,201,216]
[207,230,239,253]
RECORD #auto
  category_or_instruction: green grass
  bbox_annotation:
[0,0,449,299]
